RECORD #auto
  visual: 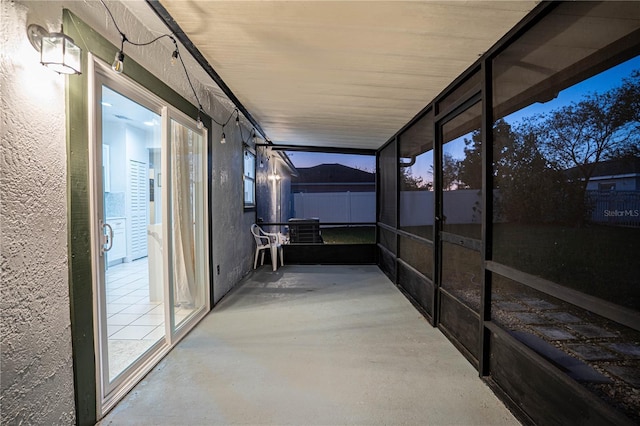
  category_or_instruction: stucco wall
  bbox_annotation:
[1,0,257,422]
[211,123,257,302]
[256,150,295,230]
[0,1,75,423]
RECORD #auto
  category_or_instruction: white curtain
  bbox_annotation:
[171,122,197,307]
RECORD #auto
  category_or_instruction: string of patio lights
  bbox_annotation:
[99,0,256,142]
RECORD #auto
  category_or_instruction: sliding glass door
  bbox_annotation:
[437,100,483,365]
[89,56,209,416]
[169,119,208,333]
[100,85,165,385]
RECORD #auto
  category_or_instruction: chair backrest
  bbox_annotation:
[251,224,268,247]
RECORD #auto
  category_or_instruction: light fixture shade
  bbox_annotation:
[40,32,82,75]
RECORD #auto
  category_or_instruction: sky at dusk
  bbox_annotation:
[286,151,376,172]
[414,55,640,181]
[504,55,640,127]
[284,55,639,182]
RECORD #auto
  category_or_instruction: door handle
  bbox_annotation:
[101,221,114,254]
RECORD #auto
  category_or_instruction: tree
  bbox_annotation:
[537,71,640,191]
[470,71,640,224]
[400,166,432,191]
[453,118,584,224]
[455,119,517,191]
[495,121,584,224]
[457,132,482,189]
[442,152,460,191]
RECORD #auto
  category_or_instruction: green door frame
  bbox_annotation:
[64,9,212,425]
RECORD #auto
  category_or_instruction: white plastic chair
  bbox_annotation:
[251,224,284,271]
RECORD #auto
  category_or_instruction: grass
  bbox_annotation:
[388,223,640,311]
[493,223,640,311]
[315,222,639,311]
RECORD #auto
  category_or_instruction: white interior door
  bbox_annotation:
[129,159,148,260]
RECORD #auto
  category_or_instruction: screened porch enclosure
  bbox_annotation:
[375,2,640,425]
[56,1,638,425]
[251,2,640,425]
[255,150,378,265]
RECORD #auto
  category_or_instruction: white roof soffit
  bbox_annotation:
[157,0,539,150]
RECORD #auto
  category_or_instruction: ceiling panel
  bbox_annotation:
[158,0,539,150]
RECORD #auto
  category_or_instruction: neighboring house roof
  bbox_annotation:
[566,157,640,180]
[292,164,375,193]
[293,164,375,184]
[590,157,640,176]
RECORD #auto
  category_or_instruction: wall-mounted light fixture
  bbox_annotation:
[27,24,82,75]
[268,171,281,181]
[268,163,281,181]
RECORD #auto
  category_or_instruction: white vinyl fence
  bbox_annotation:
[400,189,481,226]
[293,192,375,223]
[587,191,640,227]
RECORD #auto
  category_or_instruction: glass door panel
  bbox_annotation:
[100,85,166,383]
[169,117,207,331]
[439,101,482,311]
[92,57,210,417]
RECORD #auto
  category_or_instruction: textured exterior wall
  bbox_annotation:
[1,0,258,422]
[82,0,257,305]
[211,122,257,303]
[256,151,295,229]
[0,1,76,424]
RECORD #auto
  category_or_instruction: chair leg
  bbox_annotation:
[270,246,277,271]
[279,246,284,266]
[260,250,265,266]
[254,249,259,269]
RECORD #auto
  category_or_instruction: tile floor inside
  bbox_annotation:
[105,258,194,379]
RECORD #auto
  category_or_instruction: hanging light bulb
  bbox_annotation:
[196,107,204,129]
[112,35,126,74]
[112,50,124,73]
[235,114,240,127]
[171,49,179,66]
[220,125,226,144]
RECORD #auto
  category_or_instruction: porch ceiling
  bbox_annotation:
[156,0,539,150]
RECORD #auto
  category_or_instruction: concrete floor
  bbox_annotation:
[99,265,519,425]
